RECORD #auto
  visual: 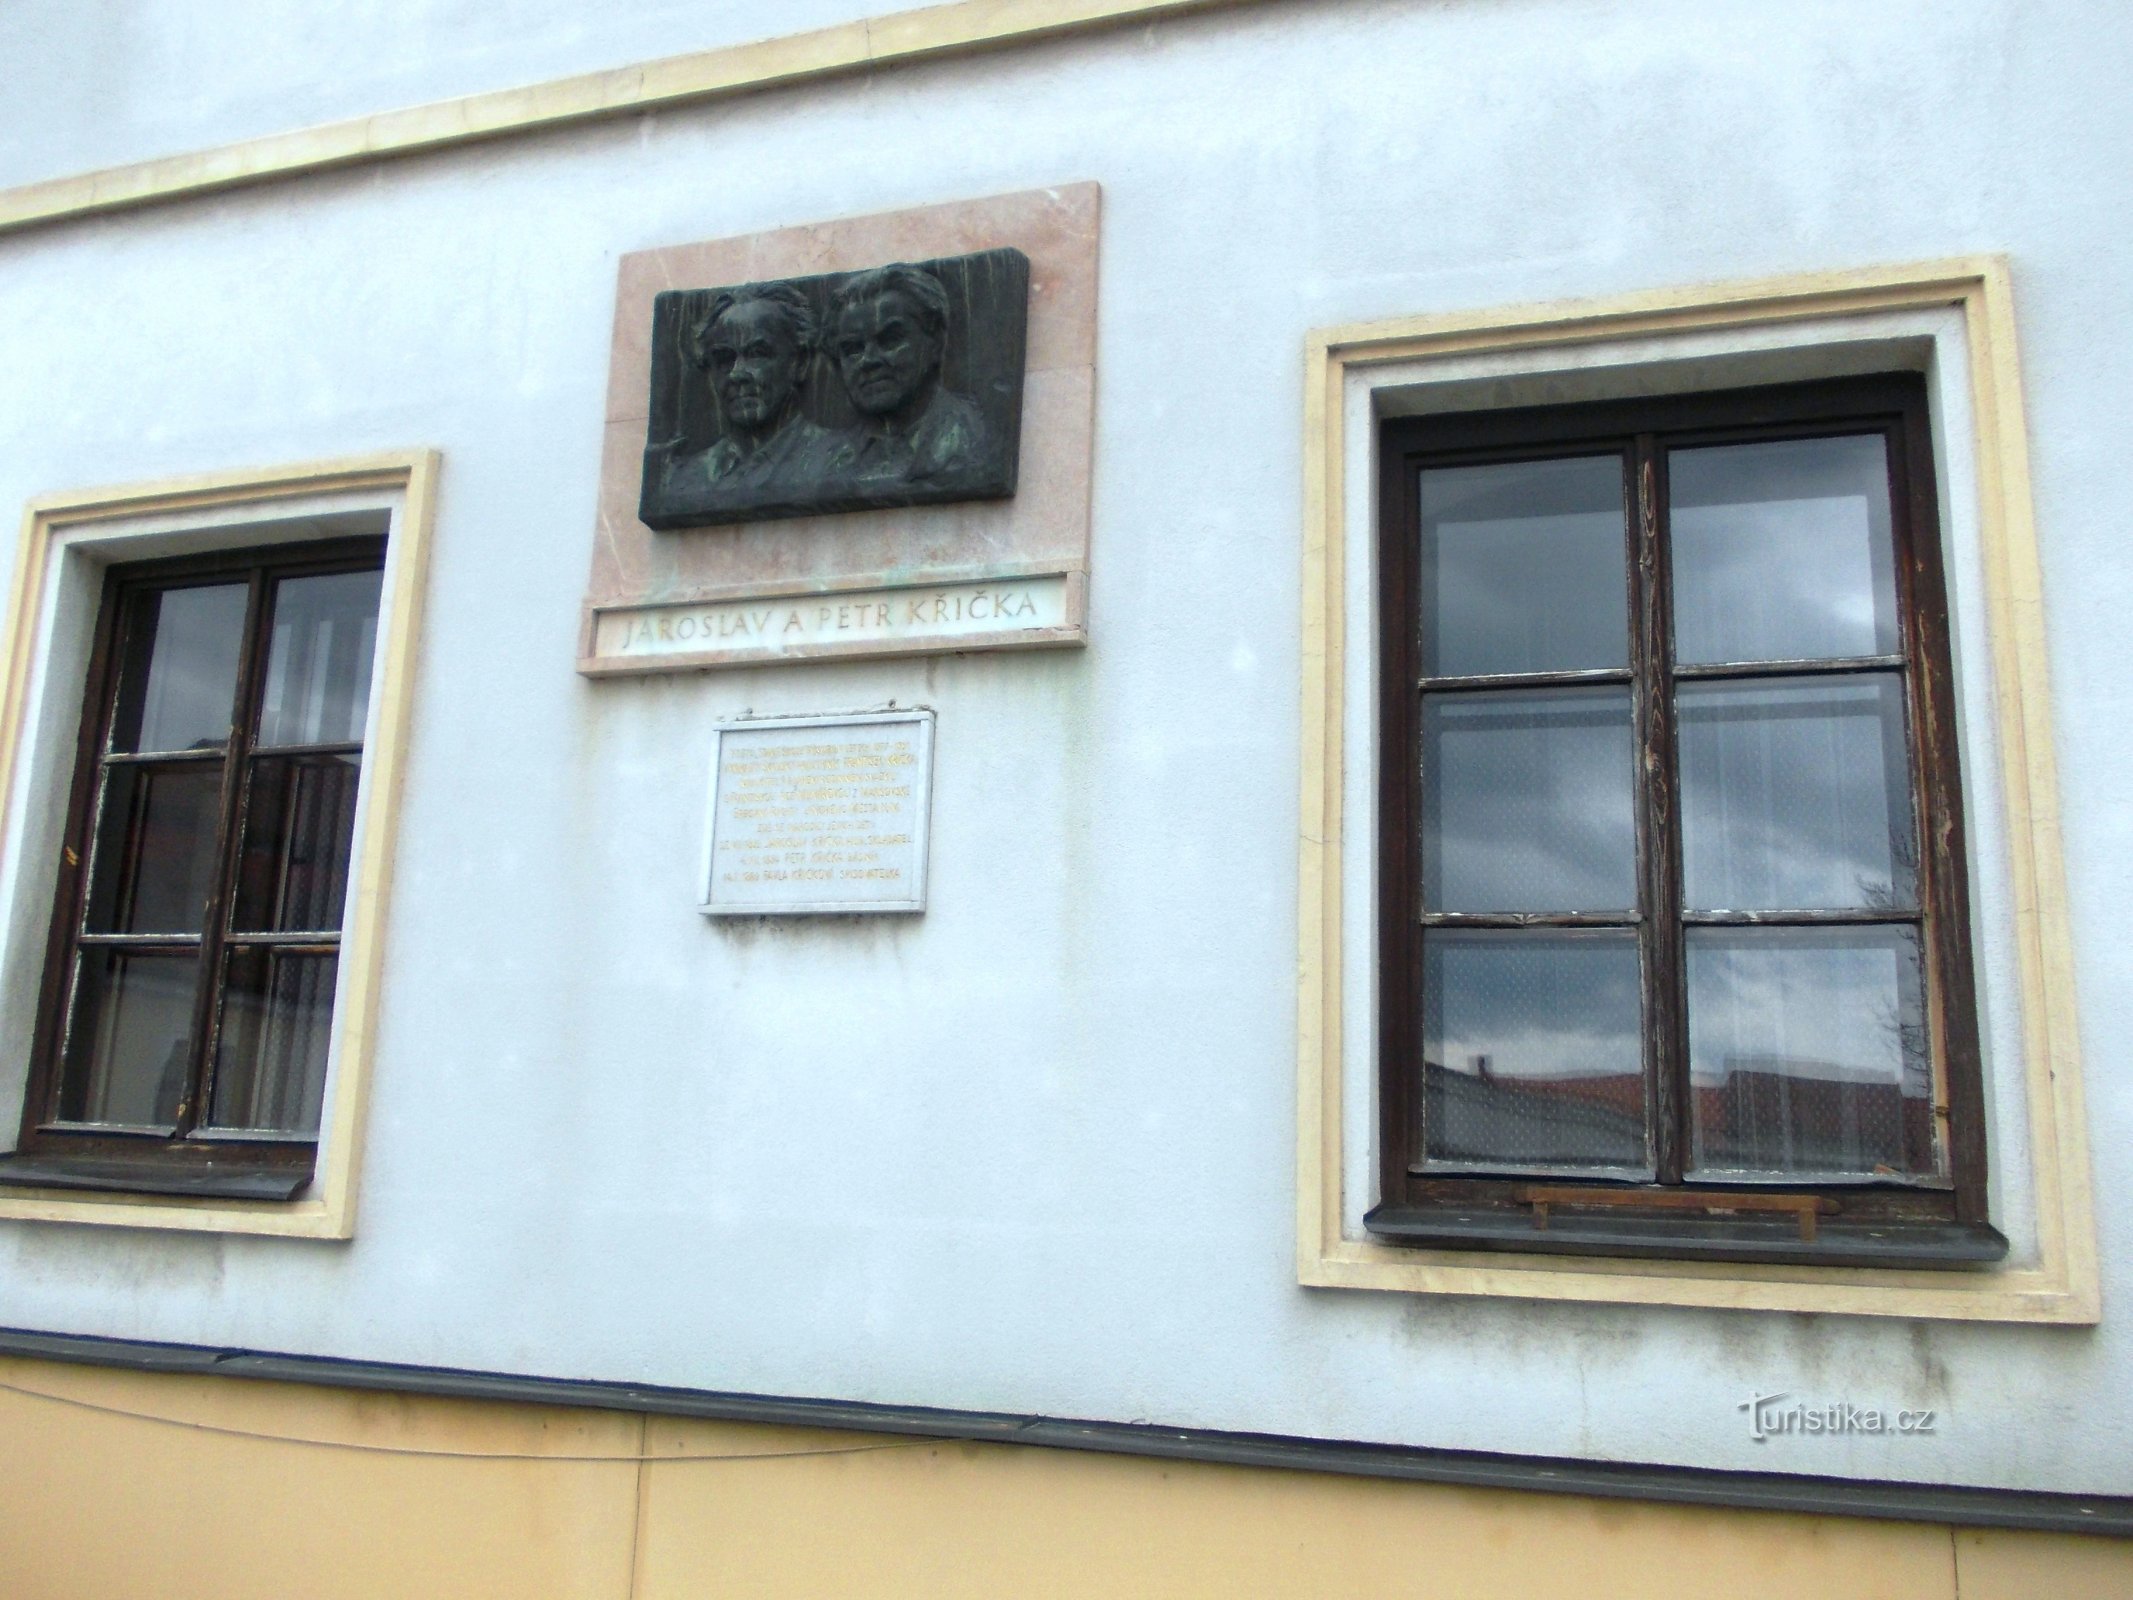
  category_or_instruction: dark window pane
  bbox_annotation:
[257,570,384,748]
[1678,675,1916,912]
[55,951,199,1127]
[231,755,362,933]
[1687,926,1937,1181]
[81,763,226,935]
[208,949,337,1135]
[1419,930,1648,1174]
[1423,687,1637,913]
[1670,435,1900,665]
[109,582,249,754]
[1419,456,1628,677]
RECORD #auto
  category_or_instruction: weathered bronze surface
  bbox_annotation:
[638,248,1029,529]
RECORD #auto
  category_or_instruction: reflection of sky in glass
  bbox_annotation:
[1422,931,1647,1171]
[1670,435,1898,665]
[1678,675,1915,912]
[1423,689,1636,913]
[1420,456,1627,677]
[123,584,248,753]
[1687,928,1924,1086]
[1426,931,1643,1080]
[259,571,384,748]
[1687,927,1933,1178]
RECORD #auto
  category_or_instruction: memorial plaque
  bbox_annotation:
[640,249,1029,530]
[594,573,1077,665]
[701,711,935,915]
[581,184,1099,676]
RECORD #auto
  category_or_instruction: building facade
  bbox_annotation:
[0,1,2129,1594]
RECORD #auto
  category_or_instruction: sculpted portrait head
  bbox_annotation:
[829,264,952,427]
[689,283,817,440]
[638,246,1026,527]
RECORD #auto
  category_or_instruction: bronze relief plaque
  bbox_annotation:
[638,247,1030,530]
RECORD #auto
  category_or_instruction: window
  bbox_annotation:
[1367,374,2005,1267]
[0,538,386,1201]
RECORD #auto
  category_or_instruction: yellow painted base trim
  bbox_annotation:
[1296,258,2099,1322]
[0,0,1264,236]
[3,1355,2128,1600]
[0,452,440,1238]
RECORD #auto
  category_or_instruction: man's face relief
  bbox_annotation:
[705,300,805,432]
[833,291,942,419]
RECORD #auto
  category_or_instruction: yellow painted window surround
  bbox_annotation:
[0,453,438,1237]
[1296,260,2099,1322]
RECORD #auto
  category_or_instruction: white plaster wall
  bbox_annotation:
[0,0,2129,1494]
[0,0,908,188]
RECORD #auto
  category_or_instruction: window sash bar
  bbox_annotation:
[184,566,277,1137]
[35,1119,179,1138]
[248,738,363,761]
[1416,667,1633,694]
[1419,911,1638,929]
[1631,435,1690,1183]
[100,747,228,768]
[1672,653,1905,681]
[1681,908,1923,927]
[74,933,205,950]
[184,1125,318,1145]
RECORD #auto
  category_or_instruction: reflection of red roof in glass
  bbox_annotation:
[1421,1058,1935,1175]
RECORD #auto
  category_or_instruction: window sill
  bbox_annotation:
[0,1153,311,1203]
[1362,1203,2008,1271]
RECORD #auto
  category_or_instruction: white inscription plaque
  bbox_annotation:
[701,711,934,915]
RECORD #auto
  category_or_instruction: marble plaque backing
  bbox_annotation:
[701,711,935,915]
[581,183,1097,675]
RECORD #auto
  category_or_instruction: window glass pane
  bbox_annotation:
[1687,926,1937,1181]
[55,951,198,1127]
[82,763,226,935]
[110,582,249,754]
[1670,435,1900,665]
[1419,930,1648,1174]
[208,949,337,1135]
[1423,688,1637,913]
[257,570,384,748]
[1419,456,1628,677]
[1678,675,1916,912]
[231,755,362,933]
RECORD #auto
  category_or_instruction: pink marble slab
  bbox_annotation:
[580,182,1099,674]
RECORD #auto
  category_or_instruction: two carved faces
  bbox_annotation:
[686,264,983,492]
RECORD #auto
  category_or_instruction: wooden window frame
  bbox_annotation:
[0,535,386,1201]
[1364,373,2005,1269]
